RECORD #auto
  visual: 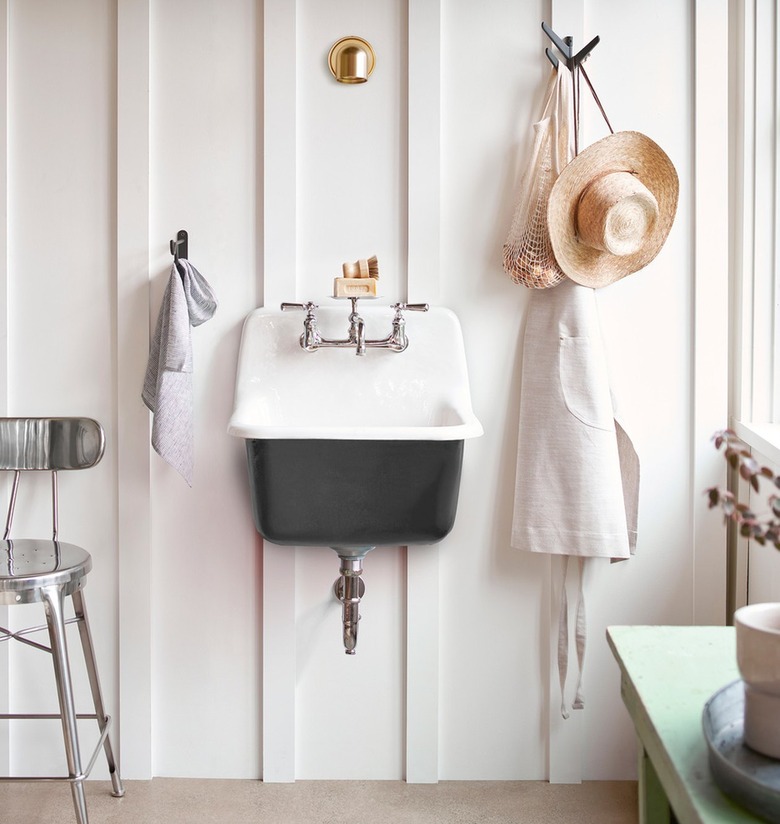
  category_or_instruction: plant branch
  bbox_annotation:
[707,429,780,550]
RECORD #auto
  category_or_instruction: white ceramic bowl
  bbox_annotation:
[228,305,483,441]
[734,602,780,759]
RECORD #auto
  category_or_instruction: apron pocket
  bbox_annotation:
[559,335,614,431]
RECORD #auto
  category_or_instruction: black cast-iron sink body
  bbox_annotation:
[245,438,464,546]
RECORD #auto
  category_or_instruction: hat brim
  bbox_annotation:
[547,131,679,288]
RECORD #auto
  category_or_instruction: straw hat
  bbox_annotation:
[547,131,679,288]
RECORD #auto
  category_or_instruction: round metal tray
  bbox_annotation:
[703,679,780,822]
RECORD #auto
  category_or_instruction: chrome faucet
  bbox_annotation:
[296,302,320,350]
[281,298,428,356]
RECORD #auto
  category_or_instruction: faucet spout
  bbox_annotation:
[348,298,366,356]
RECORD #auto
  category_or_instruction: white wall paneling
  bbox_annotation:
[729,0,756,610]
[407,0,441,307]
[149,0,261,779]
[8,0,117,779]
[262,0,297,784]
[692,0,729,625]
[262,540,295,782]
[0,0,8,778]
[406,0,442,785]
[733,0,756,427]
[266,0,447,783]
[0,0,727,785]
[748,0,775,424]
[263,0,297,308]
[548,0,585,786]
[117,0,152,780]
[581,0,696,782]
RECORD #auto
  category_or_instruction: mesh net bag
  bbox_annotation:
[503,65,573,289]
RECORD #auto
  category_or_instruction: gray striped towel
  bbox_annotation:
[142,258,217,486]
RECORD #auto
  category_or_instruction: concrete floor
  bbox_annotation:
[0,779,638,823]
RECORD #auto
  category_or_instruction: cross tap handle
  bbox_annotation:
[391,302,429,314]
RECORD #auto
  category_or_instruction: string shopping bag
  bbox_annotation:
[503,65,573,289]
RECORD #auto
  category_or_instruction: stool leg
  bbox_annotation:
[71,588,125,797]
[43,585,88,824]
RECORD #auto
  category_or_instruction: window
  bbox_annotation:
[730,0,780,606]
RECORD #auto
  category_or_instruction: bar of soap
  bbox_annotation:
[333,277,378,297]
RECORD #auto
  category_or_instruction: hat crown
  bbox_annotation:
[576,171,659,258]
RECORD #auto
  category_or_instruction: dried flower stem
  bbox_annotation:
[707,429,780,550]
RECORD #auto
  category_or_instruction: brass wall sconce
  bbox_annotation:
[328,36,375,84]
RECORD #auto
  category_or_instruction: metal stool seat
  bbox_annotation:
[0,418,124,824]
[0,540,91,601]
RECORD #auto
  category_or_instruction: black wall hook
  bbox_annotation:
[170,229,188,261]
[542,22,600,71]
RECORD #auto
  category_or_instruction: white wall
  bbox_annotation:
[7,0,117,778]
[149,0,261,779]
[1,0,723,783]
[293,0,407,780]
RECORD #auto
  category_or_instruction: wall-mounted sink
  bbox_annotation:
[228,302,482,652]
[229,303,482,544]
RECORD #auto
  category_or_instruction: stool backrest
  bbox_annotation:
[0,418,105,540]
[0,418,104,471]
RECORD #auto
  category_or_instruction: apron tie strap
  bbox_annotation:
[557,556,588,719]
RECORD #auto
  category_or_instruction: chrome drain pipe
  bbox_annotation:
[332,547,374,655]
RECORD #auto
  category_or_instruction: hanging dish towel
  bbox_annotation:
[142,258,217,486]
[511,279,639,715]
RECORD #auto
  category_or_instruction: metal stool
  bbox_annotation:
[0,418,124,823]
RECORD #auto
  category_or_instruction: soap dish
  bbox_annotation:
[330,294,380,300]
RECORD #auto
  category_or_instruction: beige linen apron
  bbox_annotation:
[511,278,639,716]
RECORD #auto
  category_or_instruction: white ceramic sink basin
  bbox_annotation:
[228,303,482,547]
[228,305,482,441]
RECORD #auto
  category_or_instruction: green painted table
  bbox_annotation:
[607,626,764,824]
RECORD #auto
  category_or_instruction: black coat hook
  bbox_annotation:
[170,229,188,261]
[542,22,600,71]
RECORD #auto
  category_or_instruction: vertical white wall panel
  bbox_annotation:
[583,0,697,779]
[692,0,729,625]
[406,0,441,785]
[297,0,405,302]
[750,0,776,423]
[0,0,7,778]
[407,0,441,307]
[149,0,261,778]
[439,0,548,781]
[7,0,117,778]
[117,0,152,779]
[294,546,406,779]
[262,0,297,782]
[292,0,407,780]
[546,0,586,786]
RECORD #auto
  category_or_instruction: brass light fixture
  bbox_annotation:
[328,36,375,84]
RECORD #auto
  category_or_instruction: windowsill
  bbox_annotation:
[732,420,780,468]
